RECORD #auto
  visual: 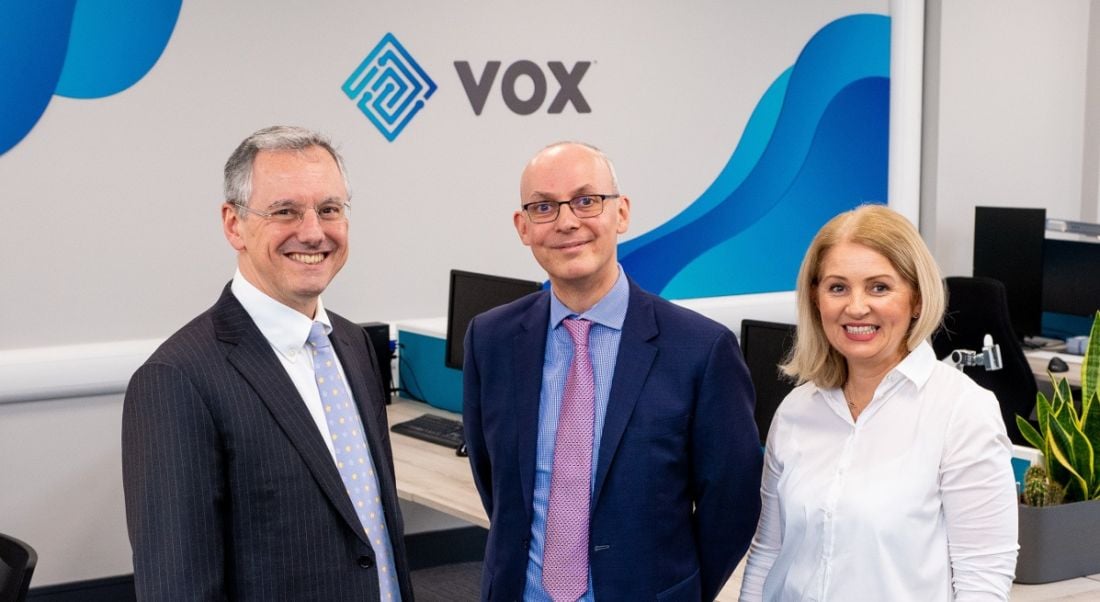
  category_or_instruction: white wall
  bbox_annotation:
[1,0,887,352]
[0,394,132,585]
[922,0,1094,276]
[1083,0,1100,222]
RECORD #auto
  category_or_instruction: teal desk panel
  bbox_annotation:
[398,329,463,413]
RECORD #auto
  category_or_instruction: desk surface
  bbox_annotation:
[1025,349,1083,388]
[388,398,488,529]
[385,398,1100,600]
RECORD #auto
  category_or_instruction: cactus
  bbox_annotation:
[1022,465,1065,507]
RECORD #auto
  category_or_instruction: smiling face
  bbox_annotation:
[222,145,349,317]
[514,143,629,305]
[815,241,920,377]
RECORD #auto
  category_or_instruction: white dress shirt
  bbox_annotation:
[231,270,345,461]
[740,342,1018,601]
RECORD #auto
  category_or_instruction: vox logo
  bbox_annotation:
[454,60,591,116]
[343,33,436,142]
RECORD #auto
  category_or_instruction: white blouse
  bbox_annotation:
[740,342,1018,601]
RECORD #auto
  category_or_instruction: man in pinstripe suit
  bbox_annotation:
[122,126,412,600]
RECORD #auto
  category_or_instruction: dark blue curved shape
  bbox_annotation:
[620,67,791,254]
[664,77,889,296]
[620,13,890,296]
[1,0,180,155]
[0,3,77,155]
[55,0,182,99]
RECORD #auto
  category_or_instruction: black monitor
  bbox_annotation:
[445,270,543,369]
[740,319,797,445]
[1042,238,1100,322]
[973,206,1046,338]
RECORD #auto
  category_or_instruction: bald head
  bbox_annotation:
[520,141,619,205]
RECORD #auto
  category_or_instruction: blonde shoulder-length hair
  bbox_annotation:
[781,204,945,389]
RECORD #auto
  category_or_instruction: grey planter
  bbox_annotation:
[1016,498,1100,584]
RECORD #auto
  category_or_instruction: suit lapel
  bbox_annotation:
[515,293,550,520]
[593,282,658,505]
[212,288,368,545]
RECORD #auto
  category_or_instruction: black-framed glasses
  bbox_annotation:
[522,194,620,224]
[233,200,351,224]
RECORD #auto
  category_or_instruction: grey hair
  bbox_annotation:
[223,125,351,213]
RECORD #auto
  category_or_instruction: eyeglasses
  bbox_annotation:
[522,194,620,224]
[233,200,351,224]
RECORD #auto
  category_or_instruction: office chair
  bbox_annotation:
[931,276,1038,445]
[0,533,36,602]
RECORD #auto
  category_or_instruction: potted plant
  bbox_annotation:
[1014,311,1100,584]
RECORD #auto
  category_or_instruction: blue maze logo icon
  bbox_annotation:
[343,33,437,142]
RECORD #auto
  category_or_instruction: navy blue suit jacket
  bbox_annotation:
[122,285,412,601]
[463,279,762,601]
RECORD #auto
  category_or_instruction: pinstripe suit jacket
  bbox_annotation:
[122,285,412,601]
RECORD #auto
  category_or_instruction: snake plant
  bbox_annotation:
[1017,311,1100,504]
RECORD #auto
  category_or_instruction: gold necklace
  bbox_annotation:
[843,385,860,416]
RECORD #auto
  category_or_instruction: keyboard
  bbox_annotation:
[391,413,464,448]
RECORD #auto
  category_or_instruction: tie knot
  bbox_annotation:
[307,322,331,349]
[562,318,592,347]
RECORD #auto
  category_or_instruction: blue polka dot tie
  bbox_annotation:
[308,322,401,601]
[543,318,594,602]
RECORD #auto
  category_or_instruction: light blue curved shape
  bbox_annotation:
[0,3,77,155]
[55,0,182,99]
[620,13,890,296]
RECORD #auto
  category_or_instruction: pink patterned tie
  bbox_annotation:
[542,318,595,602]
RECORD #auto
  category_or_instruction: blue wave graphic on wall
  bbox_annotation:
[0,0,182,155]
[621,13,890,298]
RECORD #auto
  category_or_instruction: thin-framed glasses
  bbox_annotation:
[522,194,620,224]
[233,200,351,224]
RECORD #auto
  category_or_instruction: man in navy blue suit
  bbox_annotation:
[462,142,762,601]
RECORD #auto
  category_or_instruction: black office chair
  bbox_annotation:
[931,276,1038,445]
[0,533,37,602]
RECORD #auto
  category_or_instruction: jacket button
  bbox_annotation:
[521,538,530,550]
[358,555,375,569]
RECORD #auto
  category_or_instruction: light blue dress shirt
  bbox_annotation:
[523,267,629,602]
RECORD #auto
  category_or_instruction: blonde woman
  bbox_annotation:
[740,205,1018,601]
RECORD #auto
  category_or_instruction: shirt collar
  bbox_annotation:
[894,340,936,389]
[231,268,333,361]
[818,340,936,402]
[548,264,629,331]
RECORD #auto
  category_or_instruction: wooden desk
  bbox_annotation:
[388,398,488,529]
[385,398,1100,600]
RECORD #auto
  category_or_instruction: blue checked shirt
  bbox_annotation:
[523,267,629,602]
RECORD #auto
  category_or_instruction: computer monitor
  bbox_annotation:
[1042,238,1100,334]
[973,206,1046,338]
[445,270,543,369]
[740,319,797,445]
